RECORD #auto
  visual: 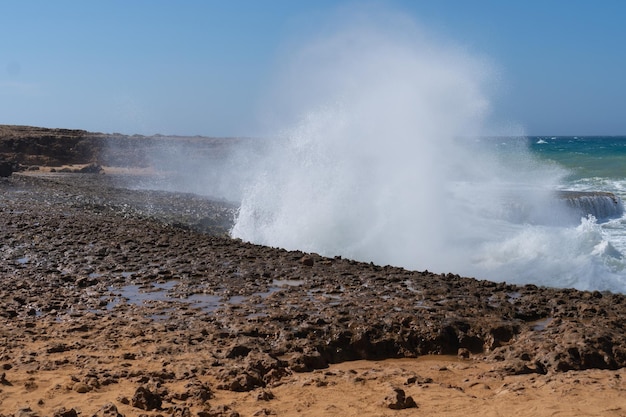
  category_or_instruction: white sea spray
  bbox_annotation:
[229,12,626,291]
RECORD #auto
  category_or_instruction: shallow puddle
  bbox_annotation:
[106,281,180,310]
[272,279,305,287]
[530,317,554,331]
[102,278,345,319]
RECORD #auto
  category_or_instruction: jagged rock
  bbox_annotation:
[287,350,327,372]
[0,372,12,386]
[171,380,214,404]
[486,324,519,350]
[225,344,252,359]
[216,370,263,392]
[263,367,291,385]
[73,382,92,393]
[383,387,418,410]
[244,351,287,385]
[131,386,162,411]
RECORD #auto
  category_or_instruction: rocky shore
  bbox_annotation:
[1,125,626,416]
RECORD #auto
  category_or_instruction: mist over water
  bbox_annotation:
[230,14,626,292]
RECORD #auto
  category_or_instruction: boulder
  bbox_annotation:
[77,163,103,174]
[383,387,418,410]
[131,386,162,411]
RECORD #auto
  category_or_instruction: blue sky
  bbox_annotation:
[1,1,625,136]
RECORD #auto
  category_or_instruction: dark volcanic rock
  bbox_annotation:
[287,350,328,373]
[217,369,264,392]
[131,386,162,411]
[171,380,214,404]
[384,387,418,410]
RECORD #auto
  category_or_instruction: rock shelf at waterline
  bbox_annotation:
[558,190,624,221]
[3,173,626,367]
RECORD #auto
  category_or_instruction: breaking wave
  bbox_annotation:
[229,10,626,292]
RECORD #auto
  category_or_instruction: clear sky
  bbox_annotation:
[1,0,625,136]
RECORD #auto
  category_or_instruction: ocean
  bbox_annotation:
[441,135,626,293]
[528,136,626,286]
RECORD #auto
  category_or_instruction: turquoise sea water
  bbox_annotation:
[530,136,626,258]
[516,136,626,291]
[530,136,626,183]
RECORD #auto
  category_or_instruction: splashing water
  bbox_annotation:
[230,14,626,292]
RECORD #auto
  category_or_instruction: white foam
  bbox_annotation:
[473,216,625,292]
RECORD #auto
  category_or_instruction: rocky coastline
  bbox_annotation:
[1,125,626,416]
